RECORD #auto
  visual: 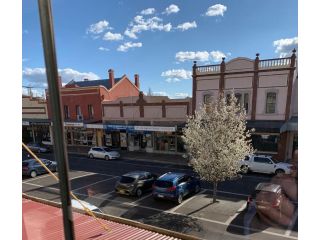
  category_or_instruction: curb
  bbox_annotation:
[23,193,201,240]
[68,152,189,167]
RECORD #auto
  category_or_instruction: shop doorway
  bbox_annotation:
[111,132,120,148]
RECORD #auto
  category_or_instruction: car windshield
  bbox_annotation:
[102,147,111,152]
[154,180,173,188]
[120,176,136,183]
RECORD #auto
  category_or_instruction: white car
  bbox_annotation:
[71,199,103,213]
[240,154,292,175]
[88,147,120,160]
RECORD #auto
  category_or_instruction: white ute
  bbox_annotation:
[240,155,292,175]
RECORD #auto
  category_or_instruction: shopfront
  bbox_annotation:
[64,122,95,146]
[22,120,51,144]
[105,125,133,149]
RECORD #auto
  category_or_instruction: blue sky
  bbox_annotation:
[22,0,297,98]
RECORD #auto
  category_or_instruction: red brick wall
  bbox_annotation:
[108,77,140,100]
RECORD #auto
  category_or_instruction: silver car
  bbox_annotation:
[88,147,120,160]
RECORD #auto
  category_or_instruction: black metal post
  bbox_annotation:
[37,0,75,239]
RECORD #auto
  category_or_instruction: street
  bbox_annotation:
[22,153,298,240]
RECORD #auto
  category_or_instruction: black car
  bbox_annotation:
[115,171,158,197]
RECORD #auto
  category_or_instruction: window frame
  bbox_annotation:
[63,105,70,120]
[88,104,94,119]
[265,91,278,114]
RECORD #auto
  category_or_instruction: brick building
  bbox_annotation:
[46,69,140,147]
[22,95,51,144]
[192,49,297,161]
[102,92,192,154]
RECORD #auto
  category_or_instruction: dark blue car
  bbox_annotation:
[152,172,201,204]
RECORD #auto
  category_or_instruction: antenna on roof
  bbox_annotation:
[22,85,33,97]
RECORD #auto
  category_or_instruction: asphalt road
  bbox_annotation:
[22,152,298,240]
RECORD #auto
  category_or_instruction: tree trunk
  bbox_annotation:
[212,181,218,203]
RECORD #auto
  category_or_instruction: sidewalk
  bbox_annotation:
[67,146,189,166]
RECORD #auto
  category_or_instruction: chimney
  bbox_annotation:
[108,69,115,88]
[58,75,62,87]
[134,74,140,89]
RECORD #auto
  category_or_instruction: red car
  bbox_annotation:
[247,182,296,227]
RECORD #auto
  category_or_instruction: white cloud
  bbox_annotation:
[164,4,180,15]
[175,51,210,62]
[98,47,109,51]
[124,15,172,39]
[117,42,142,52]
[86,20,112,34]
[161,69,192,83]
[141,8,155,15]
[103,31,123,41]
[273,37,298,57]
[175,50,228,62]
[205,4,227,17]
[176,21,197,31]
[22,68,100,88]
[153,91,168,96]
[174,93,190,98]
[210,51,226,62]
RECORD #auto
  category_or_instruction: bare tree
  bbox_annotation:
[147,87,153,96]
[183,92,253,203]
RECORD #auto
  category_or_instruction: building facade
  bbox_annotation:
[192,50,297,161]
[102,92,192,154]
[46,69,140,147]
[22,95,51,144]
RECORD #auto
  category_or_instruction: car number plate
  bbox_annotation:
[158,194,164,198]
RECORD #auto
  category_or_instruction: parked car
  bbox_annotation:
[115,171,158,197]
[247,182,295,226]
[88,147,120,160]
[22,158,57,178]
[239,155,292,175]
[71,199,103,213]
[152,172,201,204]
[26,142,51,153]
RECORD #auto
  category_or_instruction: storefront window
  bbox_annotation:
[251,134,279,153]
[177,134,186,153]
[155,132,176,152]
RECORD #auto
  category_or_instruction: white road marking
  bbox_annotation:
[285,209,298,236]
[131,193,152,204]
[23,182,60,192]
[168,189,206,213]
[72,176,120,192]
[224,202,248,225]
[69,171,96,180]
[22,173,58,183]
[24,183,297,240]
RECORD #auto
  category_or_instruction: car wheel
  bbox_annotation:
[177,194,183,204]
[136,188,142,198]
[105,155,110,160]
[30,171,37,178]
[89,154,94,159]
[241,165,249,174]
[195,184,200,193]
[275,169,285,175]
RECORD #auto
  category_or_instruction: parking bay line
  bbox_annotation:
[224,202,248,225]
[167,189,206,213]
[24,183,297,240]
[72,176,120,192]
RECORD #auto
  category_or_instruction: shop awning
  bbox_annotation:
[280,116,298,133]
[246,120,285,133]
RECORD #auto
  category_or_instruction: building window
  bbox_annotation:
[64,105,69,119]
[266,92,277,113]
[229,93,249,112]
[88,105,94,119]
[203,94,213,105]
[76,105,82,120]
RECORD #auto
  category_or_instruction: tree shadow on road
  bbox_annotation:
[141,212,202,234]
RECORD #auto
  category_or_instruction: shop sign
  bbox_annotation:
[134,126,176,132]
[22,121,30,126]
[86,124,104,129]
[64,122,84,127]
[105,125,134,131]
[31,122,51,126]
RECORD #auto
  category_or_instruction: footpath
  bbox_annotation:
[67,146,189,166]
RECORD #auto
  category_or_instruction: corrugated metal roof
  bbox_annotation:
[66,78,122,89]
[22,198,181,240]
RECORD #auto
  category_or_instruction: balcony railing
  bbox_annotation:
[196,64,220,73]
[259,57,291,69]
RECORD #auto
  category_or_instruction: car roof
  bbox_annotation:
[22,158,48,163]
[122,171,150,178]
[158,172,185,181]
[71,199,99,211]
[255,182,281,193]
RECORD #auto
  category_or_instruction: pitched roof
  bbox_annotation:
[66,78,122,89]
